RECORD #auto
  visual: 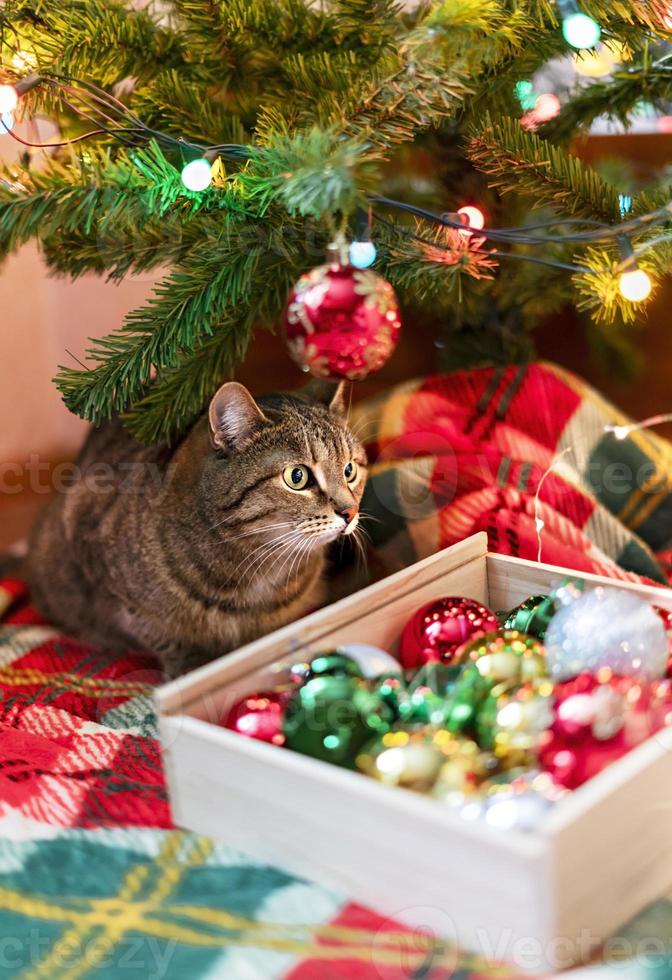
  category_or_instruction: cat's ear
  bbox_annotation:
[208,382,267,450]
[303,379,348,417]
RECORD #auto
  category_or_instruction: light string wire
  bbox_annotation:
[534,414,672,563]
[1,67,671,277]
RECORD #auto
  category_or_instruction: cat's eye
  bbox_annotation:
[344,461,358,483]
[283,465,311,490]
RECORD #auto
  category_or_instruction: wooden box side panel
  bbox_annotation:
[487,552,672,613]
[158,535,489,724]
[161,715,554,966]
[547,727,672,954]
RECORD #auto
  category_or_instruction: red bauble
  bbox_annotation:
[222,691,288,746]
[655,606,672,676]
[284,257,401,381]
[399,597,500,670]
[540,672,672,789]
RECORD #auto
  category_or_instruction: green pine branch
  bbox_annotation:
[467,114,622,221]
[544,59,672,143]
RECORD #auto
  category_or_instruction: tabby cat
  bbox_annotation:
[26,381,367,676]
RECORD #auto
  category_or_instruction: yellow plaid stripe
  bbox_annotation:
[0,832,516,978]
[0,667,151,700]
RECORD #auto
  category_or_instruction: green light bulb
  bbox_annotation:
[562,12,601,49]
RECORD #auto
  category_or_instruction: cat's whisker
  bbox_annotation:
[227,521,296,541]
[358,510,383,526]
[227,529,300,583]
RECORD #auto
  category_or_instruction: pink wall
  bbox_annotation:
[1,121,158,464]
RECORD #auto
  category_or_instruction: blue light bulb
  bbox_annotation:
[349,241,377,269]
[562,12,601,49]
[181,158,213,192]
[0,112,14,135]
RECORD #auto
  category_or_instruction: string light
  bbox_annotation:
[0,85,18,115]
[0,113,14,135]
[180,158,213,192]
[456,205,486,238]
[618,267,653,302]
[349,241,377,268]
[0,69,668,289]
[557,0,601,49]
[535,412,672,560]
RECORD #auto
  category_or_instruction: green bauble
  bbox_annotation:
[503,595,555,640]
[369,673,406,718]
[398,685,447,726]
[291,652,364,684]
[283,676,392,768]
[442,664,491,734]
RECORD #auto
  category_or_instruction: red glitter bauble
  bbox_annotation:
[655,606,672,676]
[399,597,500,670]
[222,691,288,746]
[284,257,401,381]
[540,672,672,789]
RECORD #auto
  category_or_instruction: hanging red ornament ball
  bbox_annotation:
[539,672,672,789]
[284,245,401,381]
[222,691,289,746]
[399,597,500,670]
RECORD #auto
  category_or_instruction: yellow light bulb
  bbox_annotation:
[618,269,652,302]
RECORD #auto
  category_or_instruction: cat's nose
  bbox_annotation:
[338,506,358,525]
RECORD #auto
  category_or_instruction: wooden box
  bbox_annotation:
[156,533,672,973]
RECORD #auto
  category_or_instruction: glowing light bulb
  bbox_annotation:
[618,268,652,302]
[618,194,632,217]
[0,85,18,116]
[457,205,485,233]
[11,50,38,72]
[515,80,537,111]
[349,241,377,269]
[181,158,213,192]
[0,112,14,135]
[562,12,601,50]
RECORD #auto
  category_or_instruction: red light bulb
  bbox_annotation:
[457,205,485,236]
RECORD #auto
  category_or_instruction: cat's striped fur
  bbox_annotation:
[26,381,366,676]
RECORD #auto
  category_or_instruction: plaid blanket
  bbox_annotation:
[0,362,671,980]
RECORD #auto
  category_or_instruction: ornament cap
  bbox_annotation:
[326,237,350,268]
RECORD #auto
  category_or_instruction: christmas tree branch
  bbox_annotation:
[466,115,622,222]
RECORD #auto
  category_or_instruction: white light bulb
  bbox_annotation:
[618,268,652,303]
[0,85,18,116]
[181,158,213,192]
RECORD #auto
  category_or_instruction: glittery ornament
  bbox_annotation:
[540,672,672,789]
[283,675,393,768]
[356,728,449,792]
[290,652,364,685]
[223,691,288,746]
[284,241,401,381]
[453,630,548,683]
[399,597,499,669]
[432,738,498,804]
[476,679,555,758]
[503,594,555,639]
[479,769,566,831]
[545,587,668,681]
[337,643,401,679]
[655,606,672,676]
